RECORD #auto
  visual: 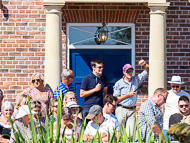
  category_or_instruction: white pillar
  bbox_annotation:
[44,5,63,91]
[148,3,170,97]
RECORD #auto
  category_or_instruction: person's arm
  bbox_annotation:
[80,83,101,98]
[116,91,136,103]
[102,132,113,142]
[152,124,162,136]
[103,86,107,99]
[139,59,149,75]
[83,134,89,142]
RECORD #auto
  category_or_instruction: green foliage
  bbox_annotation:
[9,93,169,143]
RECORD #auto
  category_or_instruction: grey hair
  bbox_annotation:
[31,73,44,86]
[62,107,72,118]
[1,101,14,112]
[61,69,71,80]
[31,73,44,81]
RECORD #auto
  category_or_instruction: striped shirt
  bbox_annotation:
[54,81,75,98]
[113,70,147,106]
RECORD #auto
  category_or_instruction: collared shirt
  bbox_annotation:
[138,99,163,142]
[54,81,75,98]
[84,118,115,136]
[80,73,108,111]
[103,113,119,131]
[113,70,147,106]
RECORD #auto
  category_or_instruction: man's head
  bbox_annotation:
[86,105,104,124]
[152,88,168,107]
[178,96,190,115]
[103,94,118,114]
[61,69,74,85]
[168,76,184,94]
[122,64,134,80]
[91,59,104,76]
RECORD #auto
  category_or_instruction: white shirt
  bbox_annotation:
[103,113,119,131]
[84,118,115,136]
[163,90,189,130]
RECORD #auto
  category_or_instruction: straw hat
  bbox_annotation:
[15,105,37,119]
[168,76,185,84]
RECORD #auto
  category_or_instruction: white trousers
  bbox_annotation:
[115,106,136,137]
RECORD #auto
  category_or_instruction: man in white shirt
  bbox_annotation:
[163,76,189,137]
[102,94,119,136]
[83,105,116,142]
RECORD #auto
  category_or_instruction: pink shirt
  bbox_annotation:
[53,126,80,142]
[17,87,53,116]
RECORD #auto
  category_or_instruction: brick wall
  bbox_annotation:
[1,0,190,107]
[166,0,190,92]
[0,0,46,102]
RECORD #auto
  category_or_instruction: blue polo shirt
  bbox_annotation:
[54,81,75,99]
[80,73,108,112]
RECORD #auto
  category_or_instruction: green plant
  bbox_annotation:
[9,93,170,143]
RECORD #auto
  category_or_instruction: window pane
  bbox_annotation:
[69,26,131,45]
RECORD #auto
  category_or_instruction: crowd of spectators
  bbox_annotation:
[0,59,189,142]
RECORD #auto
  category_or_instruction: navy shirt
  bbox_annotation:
[80,73,108,111]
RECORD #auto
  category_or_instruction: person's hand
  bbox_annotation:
[139,59,146,65]
[128,91,136,97]
[95,83,101,92]
[101,132,107,138]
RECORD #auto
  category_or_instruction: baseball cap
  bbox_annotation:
[86,105,102,119]
[123,64,133,71]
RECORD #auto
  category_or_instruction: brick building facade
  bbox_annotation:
[0,0,190,110]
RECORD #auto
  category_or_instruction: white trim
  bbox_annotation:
[66,23,136,73]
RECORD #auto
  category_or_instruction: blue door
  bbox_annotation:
[70,49,131,107]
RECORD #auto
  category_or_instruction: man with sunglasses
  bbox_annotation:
[102,94,119,136]
[54,69,75,99]
[137,88,168,142]
[80,59,108,118]
[113,59,149,137]
[163,76,189,137]
[169,96,190,129]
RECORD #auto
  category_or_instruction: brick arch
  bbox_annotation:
[62,3,144,23]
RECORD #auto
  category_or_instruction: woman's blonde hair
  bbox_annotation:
[15,94,32,110]
[63,91,77,107]
[31,73,44,86]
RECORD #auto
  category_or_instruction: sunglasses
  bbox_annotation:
[179,104,189,108]
[71,108,79,112]
[68,76,74,79]
[160,94,166,101]
[110,103,117,108]
[172,86,179,88]
[31,100,41,105]
[126,70,133,73]
[63,118,73,121]
[96,66,104,69]
[32,79,40,83]
[53,105,63,108]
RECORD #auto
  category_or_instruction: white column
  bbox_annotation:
[44,5,63,91]
[148,3,170,97]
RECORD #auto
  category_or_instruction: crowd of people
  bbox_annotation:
[0,59,189,142]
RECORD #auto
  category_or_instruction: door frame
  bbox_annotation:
[66,23,135,72]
